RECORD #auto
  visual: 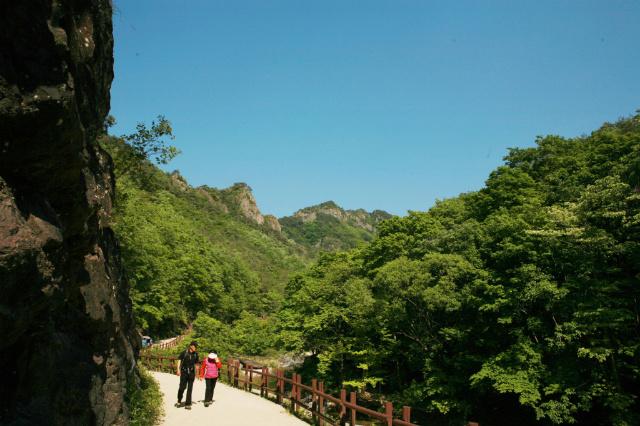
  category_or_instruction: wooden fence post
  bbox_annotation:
[339,390,347,426]
[350,392,357,426]
[311,380,318,424]
[296,374,302,407]
[385,401,393,426]
[402,406,411,423]
[289,372,294,414]
[318,382,325,426]
[277,369,284,405]
[260,366,265,398]
[242,363,247,391]
[264,367,269,399]
[290,373,297,413]
[248,364,253,392]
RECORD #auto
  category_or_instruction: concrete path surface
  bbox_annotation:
[150,371,309,426]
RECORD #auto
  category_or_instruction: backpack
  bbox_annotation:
[180,349,198,374]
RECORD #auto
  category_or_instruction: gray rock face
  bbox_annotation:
[0,1,139,425]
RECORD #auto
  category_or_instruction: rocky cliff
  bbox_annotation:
[0,1,139,425]
[236,187,266,225]
[197,182,282,232]
[279,201,392,255]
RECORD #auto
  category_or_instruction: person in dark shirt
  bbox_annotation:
[176,340,200,409]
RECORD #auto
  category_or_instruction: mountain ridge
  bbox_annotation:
[107,165,393,332]
[186,177,392,256]
[279,201,392,255]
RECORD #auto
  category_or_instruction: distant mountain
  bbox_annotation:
[279,201,393,256]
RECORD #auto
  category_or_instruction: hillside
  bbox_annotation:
[98,132,312,335]
[279,201,392,256]
[99,132,392,336]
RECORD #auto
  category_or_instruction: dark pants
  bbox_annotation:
[204,377,218,402]
[177,369,196,406]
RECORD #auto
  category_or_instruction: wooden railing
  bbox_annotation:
[141,333,186,352]
[229,360,413,426]
[139,353,183,372]
[139,354,479,426]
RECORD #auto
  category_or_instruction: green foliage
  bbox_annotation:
[192,311,281,357]
[191,312,233,355]
[280,251,392,391]
[280,110,640,425]
[126,368,164,426]
[108,110,640,425]
[101,115,181,180]
[102,117,308,338]
[113,179,307,335]
[231,311,281,355]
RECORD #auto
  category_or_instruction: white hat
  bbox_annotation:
[208,353,217,359]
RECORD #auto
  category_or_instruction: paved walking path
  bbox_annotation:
[150,371,309,426]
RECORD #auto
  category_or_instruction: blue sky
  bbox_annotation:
[109,0,640,218]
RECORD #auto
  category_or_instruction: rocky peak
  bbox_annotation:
[196,187,229,213]
[235,185,265,225]
[232,185,282,232]
[264,214,282,233]
[292,201,389,232]
[197,183,281,232]
[171,172,188,191]
[280,201,392,256]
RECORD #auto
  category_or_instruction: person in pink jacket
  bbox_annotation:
[199,349,222,406]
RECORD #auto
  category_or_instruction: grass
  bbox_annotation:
[126,367,165,426]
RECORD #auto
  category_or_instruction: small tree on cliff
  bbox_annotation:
[101,115,181,180]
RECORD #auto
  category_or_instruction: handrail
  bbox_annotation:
[140,333,186,352]
[242,364,410,426]
[138,353,479,426]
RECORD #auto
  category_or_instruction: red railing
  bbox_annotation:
[139,354,182,373]
[227,360,424,426]
[138,353,479,426]
[141,333,186,352]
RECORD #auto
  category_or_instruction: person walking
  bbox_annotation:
[199,349,222,407]
[176,340,200,409]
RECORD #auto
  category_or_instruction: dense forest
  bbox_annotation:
[101,111,640,426]
[276,112,640,426]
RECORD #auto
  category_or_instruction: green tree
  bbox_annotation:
[280,111,640,425]
[101,115,181,180]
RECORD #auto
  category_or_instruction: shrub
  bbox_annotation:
[126,367,164,426]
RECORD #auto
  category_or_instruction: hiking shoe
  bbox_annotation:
[185,405,191,410]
